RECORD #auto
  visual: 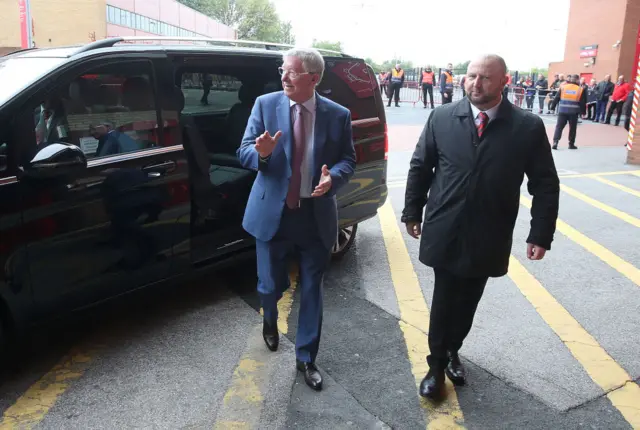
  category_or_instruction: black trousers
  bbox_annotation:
[553,113,578,145]
[538,94,547,111]
[525,95,534,109]
[587,103,596,120]
[441,91,453,104]
[606,101,624,125]
[388,83,401,106]
[427,268,488,370]
[422,84,434,108]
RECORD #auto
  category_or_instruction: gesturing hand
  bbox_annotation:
[527,243,547,261]
[255,130,282,158]
[312,165,332,197]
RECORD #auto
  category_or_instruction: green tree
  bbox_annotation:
[177,0,293,44]
[312,39,343,53]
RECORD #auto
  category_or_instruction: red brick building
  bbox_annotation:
[548,0,640,164]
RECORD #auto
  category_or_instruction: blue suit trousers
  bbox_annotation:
[256,201,331,363]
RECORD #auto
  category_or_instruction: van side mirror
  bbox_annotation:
[23,143,87,179]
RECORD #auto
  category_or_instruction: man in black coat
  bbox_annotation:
[401,54,560,399]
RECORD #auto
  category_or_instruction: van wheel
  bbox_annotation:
[331,224,358,260]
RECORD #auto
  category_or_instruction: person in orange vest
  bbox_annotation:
[379,71,388,97]
[439,63,454,104]
[550,74,587,150]
[419,67,436,108]
[388,63,405,107]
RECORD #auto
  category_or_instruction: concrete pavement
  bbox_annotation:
[0,103,639,429]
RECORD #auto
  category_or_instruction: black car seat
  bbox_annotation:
[224,83,263,154]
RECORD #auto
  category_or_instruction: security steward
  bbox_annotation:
[550,74,587,150]
[420,67,436,109]
[388,63,405,107]
[439,63,454,104]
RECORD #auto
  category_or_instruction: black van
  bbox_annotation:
[0,37,388,343]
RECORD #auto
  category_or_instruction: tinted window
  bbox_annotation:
[29,61,173,160]
[181,73,243,114]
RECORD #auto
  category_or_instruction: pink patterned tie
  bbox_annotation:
[286,104,305,209]
[475,111,489,138]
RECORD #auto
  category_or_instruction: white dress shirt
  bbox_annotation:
[290,94,316,198]
[469,96,502,123]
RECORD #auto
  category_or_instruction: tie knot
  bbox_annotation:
[295,103,305,115]
[477,111,488,122]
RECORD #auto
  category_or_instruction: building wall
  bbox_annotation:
[33,0,107,47]
[0,0,235,52]
[0,1,21,49]
[620,0,640,79]
[106,0,236,39]
[549,0,629,82]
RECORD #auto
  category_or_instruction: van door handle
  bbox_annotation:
[143,160,176,174]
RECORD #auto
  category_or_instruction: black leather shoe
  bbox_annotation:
[552,142,558,150]
[296,360,323,391]
[568,144,578,150]
[445,352,466,386]
[419,369,445,399]
[262,320,279,352]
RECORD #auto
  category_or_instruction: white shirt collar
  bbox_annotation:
[470,96,502,122]
[290,92,317,113]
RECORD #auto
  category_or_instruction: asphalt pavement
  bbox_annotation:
[1,102,639,429]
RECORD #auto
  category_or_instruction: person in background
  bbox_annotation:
[388,63,405,107]
[420,67,436,109]
[535,74,549,114]
[524,76,535,110]
[514,77,525,108]
[440,63,455,105]
[623,86,635,132]
[460,75,467,98]
[550,74,587,150]
[402,54,559,399]
[594,75,614,123]
[605,75,632,126]
[547,74,561,114]
[379,70,388,97]
[90,121,141,157]
[586,78,598,121]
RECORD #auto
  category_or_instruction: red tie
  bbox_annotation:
[475,111,489,138]
[286,104,305,209]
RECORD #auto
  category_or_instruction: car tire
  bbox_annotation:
[331,224,358,260]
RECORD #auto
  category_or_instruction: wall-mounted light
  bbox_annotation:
[613,40,621,48]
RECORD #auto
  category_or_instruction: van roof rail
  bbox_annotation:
[73,36,352,58]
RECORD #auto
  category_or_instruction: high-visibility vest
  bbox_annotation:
[391,69,404,84]
[379,72,387,82]
[443,71,454,91]
[558,83,583,114]
[422,71,434,85]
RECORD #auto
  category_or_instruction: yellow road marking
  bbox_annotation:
[378,201,464,429]
[520,196,640,287]
[560,184,640,228]
[217,269,298,429]
[559,170,640,178]
[592,176,640,198]
[0,345,101,429]
[508,256,640,427]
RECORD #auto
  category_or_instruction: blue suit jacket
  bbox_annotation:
[237,91,356,250]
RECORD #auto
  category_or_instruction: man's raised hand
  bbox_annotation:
[255,130,282,158]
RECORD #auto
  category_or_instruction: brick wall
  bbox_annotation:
[549,0,628,81]
[30,0,107,47]
[0,1,22,48]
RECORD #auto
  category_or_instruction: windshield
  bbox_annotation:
[0,56,66,106]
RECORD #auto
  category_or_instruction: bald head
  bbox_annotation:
[465,54,509,110]
[468,54,508,75]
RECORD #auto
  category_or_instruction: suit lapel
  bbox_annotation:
[277,93,293,164]
[314,95,328,183]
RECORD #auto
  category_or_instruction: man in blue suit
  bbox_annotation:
[237,48,356,391]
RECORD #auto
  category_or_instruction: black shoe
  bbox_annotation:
[262,320,279,352]
[445,352,466,386]
[296,360,323,391]
[552,143,558,150]
[568,144,578,150]
[419,369,445,399]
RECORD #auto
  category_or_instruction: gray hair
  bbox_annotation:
[283,47,325,85]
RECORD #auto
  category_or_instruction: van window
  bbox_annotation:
[27,61,177,162]
[180,73,243,115]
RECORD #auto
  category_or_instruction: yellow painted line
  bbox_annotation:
[520,196,640,287]
[277,267,299,335]
[378,201,464,429]
[508,256,640,427]
[560,184,640,228]
[559,170,640,178]
[216,269,298,429]
[0,345,101,429]
[592,176,640,198]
